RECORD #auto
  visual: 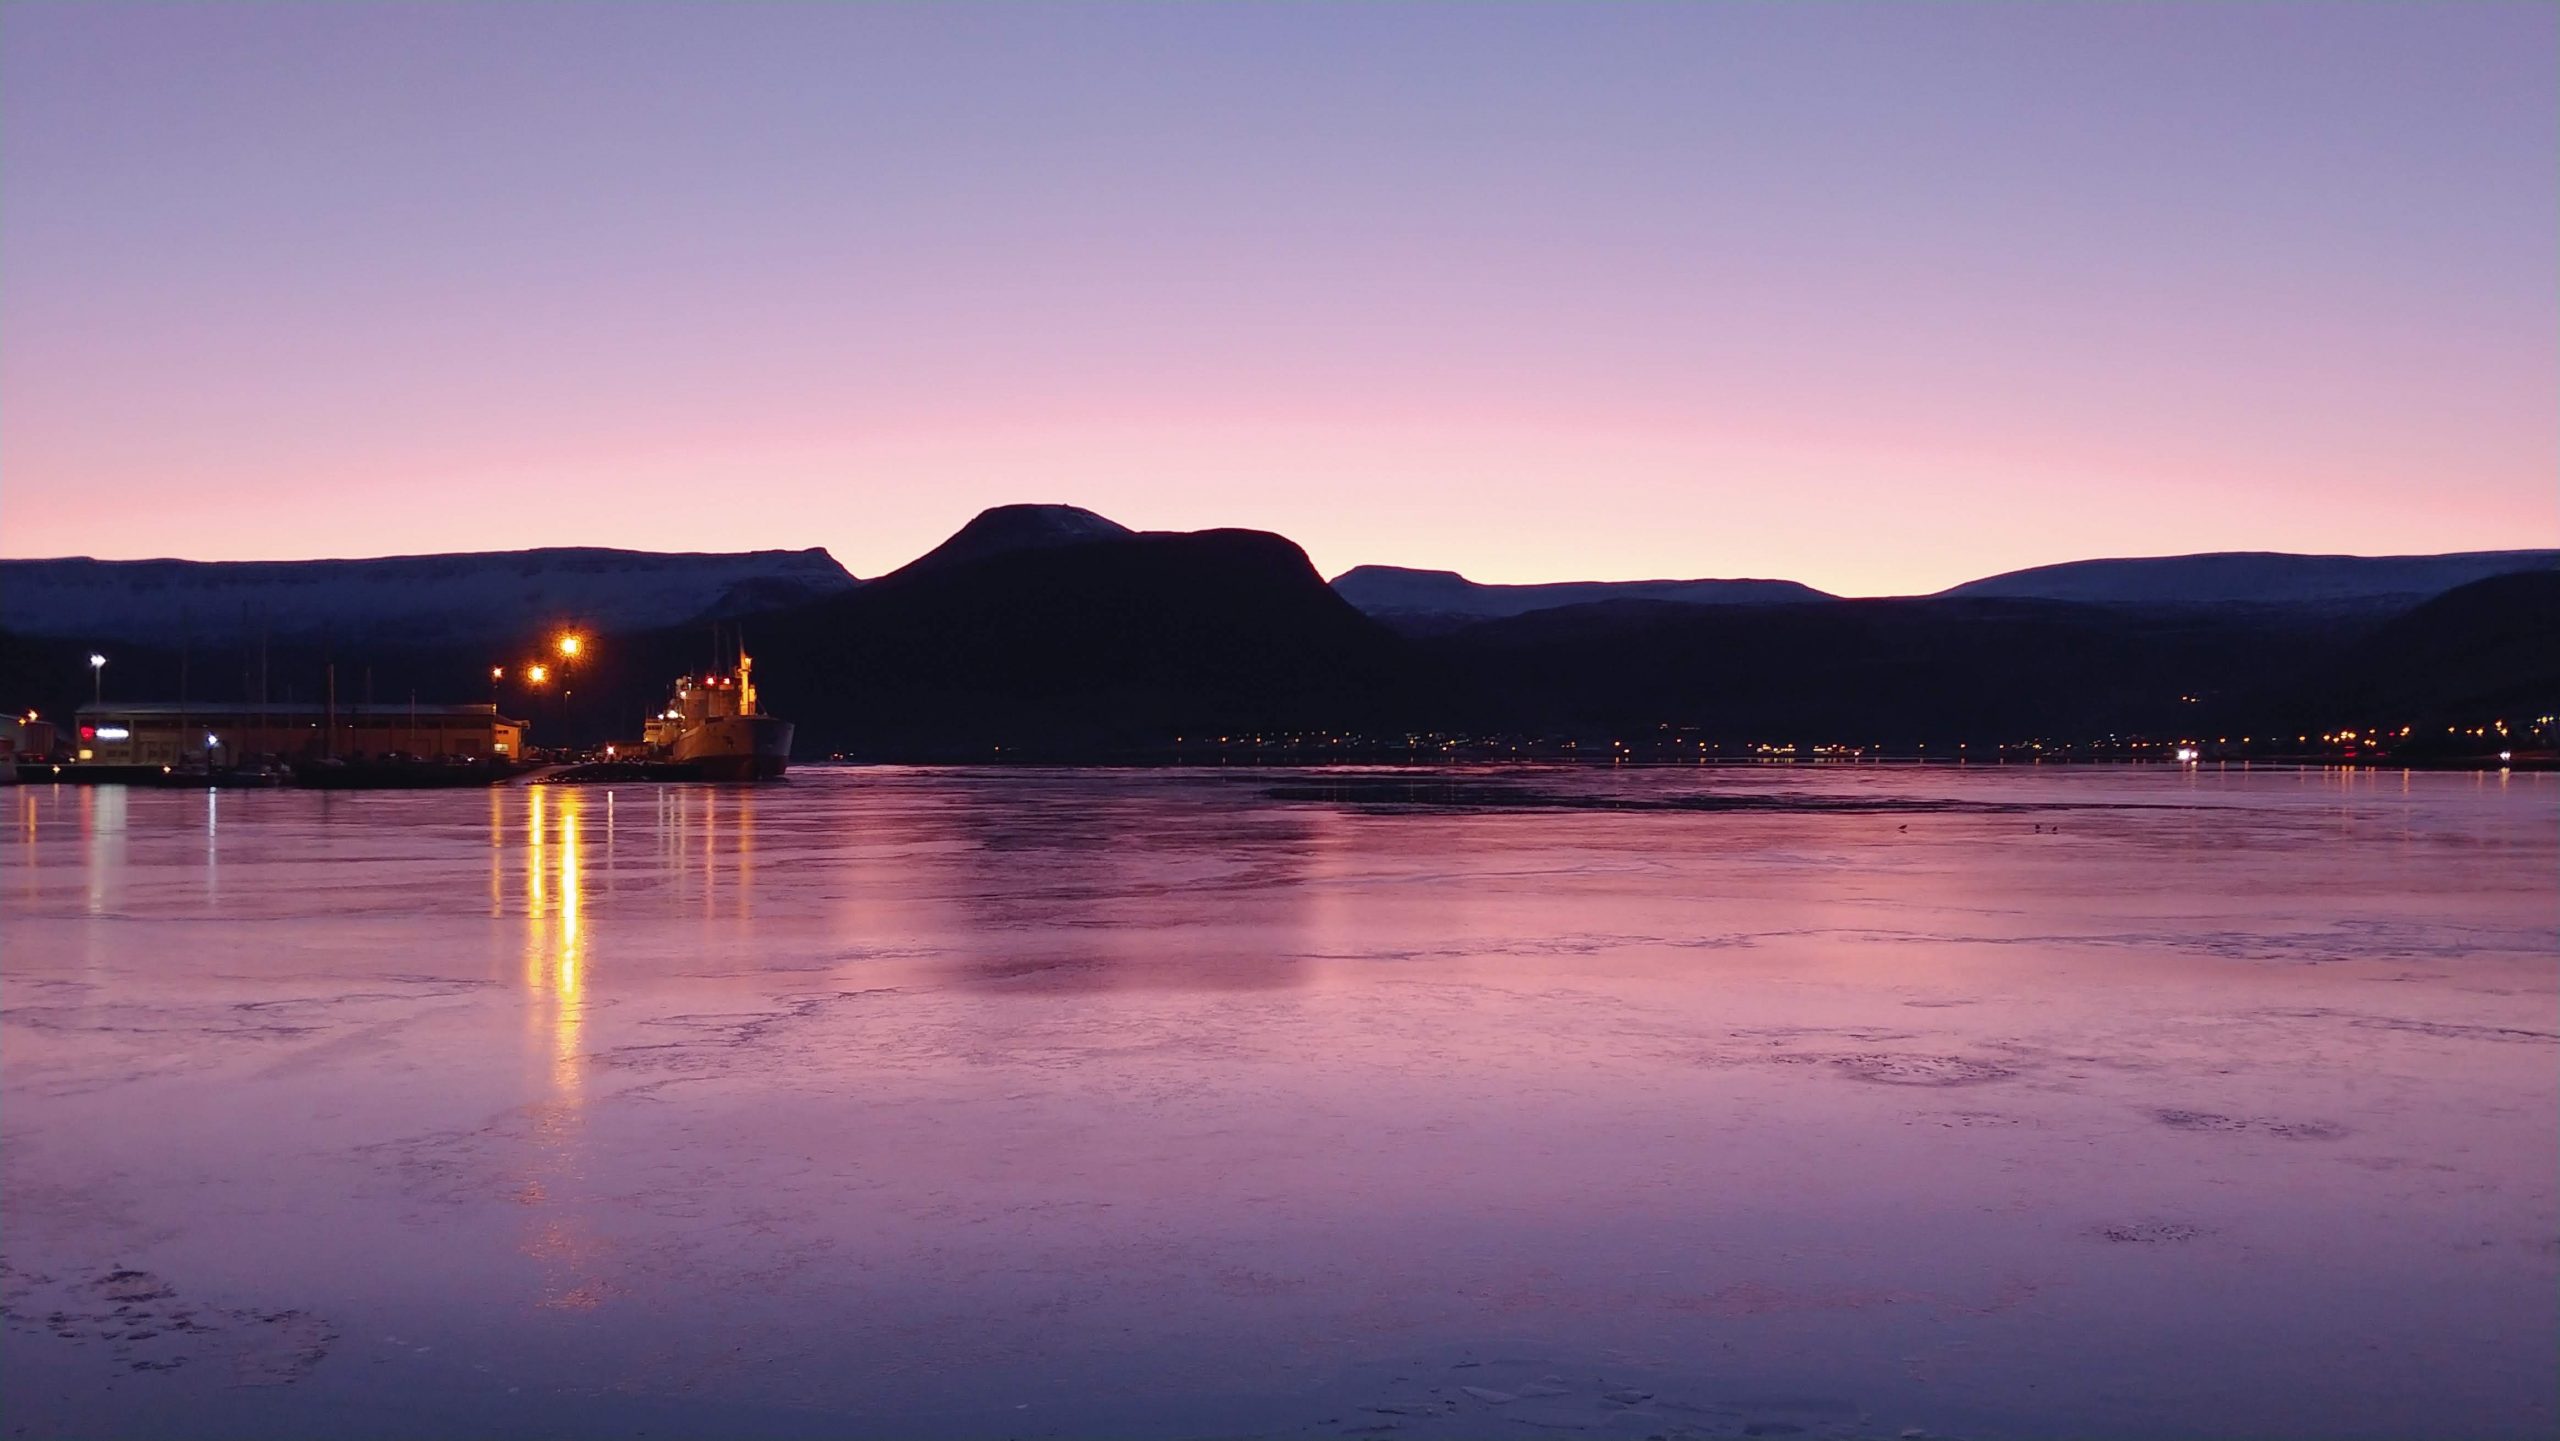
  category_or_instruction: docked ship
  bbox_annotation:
[642,644,794,780]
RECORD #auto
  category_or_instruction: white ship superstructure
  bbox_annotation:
[643,645,794,780]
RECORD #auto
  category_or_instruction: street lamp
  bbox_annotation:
[88,653,106,705]
[552,634,586,746]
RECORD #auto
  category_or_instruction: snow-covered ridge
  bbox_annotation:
[1329,565,1833,623]
[1938,550,2560,606]
[0,546,858,646]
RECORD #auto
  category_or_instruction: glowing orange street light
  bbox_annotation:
[527,664,551,685]
[556,633,584,660]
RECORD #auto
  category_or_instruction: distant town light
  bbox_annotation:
[2174,746,2200,763]
[527,664,551,684]
[2499,751,2513,763]
[491,666,505,681]
[88,654,106,669]
[557,634,584,659]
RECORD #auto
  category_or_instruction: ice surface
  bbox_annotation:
[2,765,2553,1439]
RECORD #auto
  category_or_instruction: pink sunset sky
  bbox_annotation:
[2,4,2552,596]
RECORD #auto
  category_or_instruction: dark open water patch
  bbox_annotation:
[0,1262,335,1384]
[2150,1108,2351,1140]
[1263,775,2201,815]
[2095,1221,2214,1244]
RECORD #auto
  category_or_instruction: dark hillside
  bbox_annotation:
[1422,596,2371,743]
[2259,571,2560,734]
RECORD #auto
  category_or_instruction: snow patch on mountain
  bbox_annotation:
[1330,564,1833,631]
[0,547,858,645]
[889,504,1135,577]
[1938,550,2560,607]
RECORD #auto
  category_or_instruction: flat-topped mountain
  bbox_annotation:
[0,547,858,646]
[721,524,1418,756]
[1938,550,2559,608]
[1331,565,1832,634]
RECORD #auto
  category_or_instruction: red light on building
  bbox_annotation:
[79,725,95,740]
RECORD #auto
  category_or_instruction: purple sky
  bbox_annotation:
[3,3,2552,594]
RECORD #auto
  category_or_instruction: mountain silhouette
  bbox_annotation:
[718,525,1421,757]
[3,512,2551,757]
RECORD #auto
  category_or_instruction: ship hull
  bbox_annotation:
[671,715,794,781]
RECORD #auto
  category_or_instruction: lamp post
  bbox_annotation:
[88,653,106,705]
[523,664,550,758]
[554,634,584,748]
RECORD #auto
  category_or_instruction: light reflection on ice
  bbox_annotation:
[1,765,2553,1440]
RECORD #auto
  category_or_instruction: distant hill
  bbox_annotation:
[1332,565,1833,635]
[0,547,858,647]
[890,504,1133,577]
[1938,550,2559,608]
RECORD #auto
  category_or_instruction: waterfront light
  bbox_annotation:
[491,665,505,681]
[527,664,551,684]
[557,633,584,659]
